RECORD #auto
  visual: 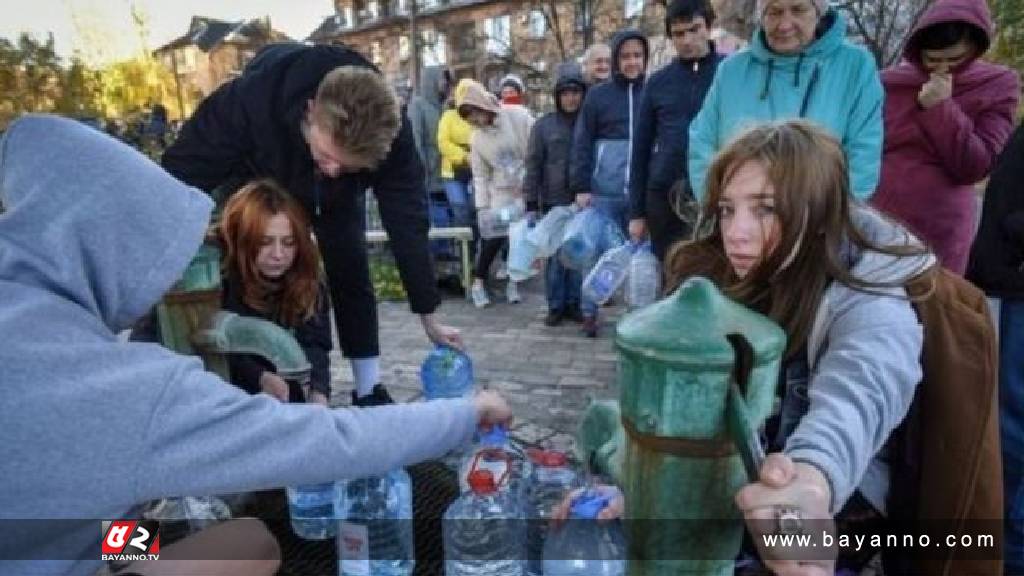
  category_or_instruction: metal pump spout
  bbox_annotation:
[155,243,311,385]
[193,311,311,384]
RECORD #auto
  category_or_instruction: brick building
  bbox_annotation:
[307,0,672,112]
[154,16,291,114]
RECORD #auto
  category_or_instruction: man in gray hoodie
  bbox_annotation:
[0,115,510,576]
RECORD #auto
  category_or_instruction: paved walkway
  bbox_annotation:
[328,273,625,456]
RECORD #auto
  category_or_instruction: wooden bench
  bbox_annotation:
[365,226,474,297]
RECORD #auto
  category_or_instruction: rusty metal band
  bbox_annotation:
[622,416,736,458]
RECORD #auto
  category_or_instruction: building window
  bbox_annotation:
[174,48,197,73]
[528,9,546,39]
[370,41,383,65]
[421,29,447,65]
[399,35,411,60]
[625,0,643,19]
[575,0,590,32]
[485,15,511,56]
[419,0,439,10]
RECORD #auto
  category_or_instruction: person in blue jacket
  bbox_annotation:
[629,0,723,260]
[688,0,883,202]
[570,28,649,337]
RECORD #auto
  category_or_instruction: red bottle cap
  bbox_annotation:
[467,470,498,494]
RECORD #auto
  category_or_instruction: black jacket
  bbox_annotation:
[967,123,1024,298]
[222,273,333,400]
[524,63,587,212]
[163,43,440,316]
[629,47,722,219]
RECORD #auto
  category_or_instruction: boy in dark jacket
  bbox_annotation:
[524,63,588,326]
[629,0,722,260]
[163,43,461,406]
[570,28,649,337]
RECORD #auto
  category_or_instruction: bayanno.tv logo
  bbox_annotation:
[101,520,160,561]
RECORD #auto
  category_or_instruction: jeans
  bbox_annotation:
[546,248,582,313]
[581,195,629,317]
[1000,298,1024,574]
[442,179,472,227]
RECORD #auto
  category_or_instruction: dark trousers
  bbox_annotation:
[647,187,693,262]
[474,236,509,281]
[312,188,379,359]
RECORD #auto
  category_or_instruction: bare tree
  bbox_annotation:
[834,0,936,67]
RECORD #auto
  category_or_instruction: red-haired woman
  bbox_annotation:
[216,179,332,405]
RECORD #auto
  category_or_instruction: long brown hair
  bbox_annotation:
[217,179,321,327]
[665,120,932,358]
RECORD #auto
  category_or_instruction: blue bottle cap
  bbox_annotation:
[570,491,611,519]
[479,424,508,446]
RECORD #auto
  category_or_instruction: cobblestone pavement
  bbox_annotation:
[329,273,625,456]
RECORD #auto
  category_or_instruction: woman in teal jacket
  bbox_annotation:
[688,0,883,202]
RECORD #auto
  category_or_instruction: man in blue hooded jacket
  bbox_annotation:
[570,29,649,337]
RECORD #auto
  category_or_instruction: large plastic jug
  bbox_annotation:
[507,217,540,282]
[525,450,579,576]
[444,469,526,576]
[528,206,575,258]
[542,490,626,576]
[336,471,414,576]
[287,482,338,540]
[582,244,633,305]
[625,241,660,310]
[421,344,474,400]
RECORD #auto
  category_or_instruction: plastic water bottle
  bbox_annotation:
[422,345,474,400]
[526,450,579,576]
[528,206,575,258]
[542,490,626,576]
[459,426,533,509]
[337,472,414,576]
[287,482,338,540]
[625,241,660,310]
[582,244,633,305]
[444,469,526,576]
[508,217,540,282]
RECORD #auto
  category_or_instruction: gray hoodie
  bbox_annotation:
[408,65,450,192]
[784,207,936,513]
[0,115,477,575]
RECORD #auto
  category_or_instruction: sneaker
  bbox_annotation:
[471,284,491,308]
[506,281,521,304]
[581,316,598,338]
[351,383,394,407]
[544,309,564,327]
[563,306,585,323]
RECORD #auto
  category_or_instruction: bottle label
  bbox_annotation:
[338,522,370,576]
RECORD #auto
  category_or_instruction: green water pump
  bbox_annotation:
[578,276,787,575]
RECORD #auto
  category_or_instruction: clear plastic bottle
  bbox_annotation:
[336,471,414,576]
[625,241,660,310]
[458,426,533,510]
[542,490,627,576]
[582,244,633,305]
[421,345,475,400]
[528,205,575,258]
[444,469,526,576]
[507,217,540,282]
[286,481,338,540]
[525,450,579,576]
